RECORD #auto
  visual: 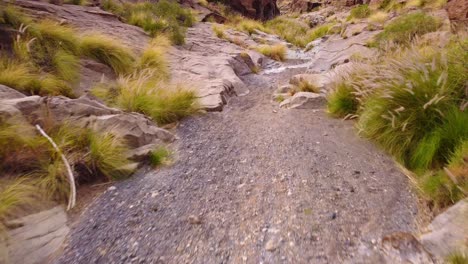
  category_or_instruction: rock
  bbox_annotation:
[228,0,280,20]
[0,87,175,149]
[288,0,322,13]
[289,73,329,91]
[6,206,69,264]
[78,59,116,96]
[0,85,26,99]
[446,0,468,22]
[275,84,294,94]
[108,186,117,191]
[188,215,202,224]
[380,232,435,264]
[300,12,326,27]
[265,238,279,251]
[127,143,159,161]
[420,198,468,262]
[306,31,380,73]
[279,92,326,109]
[85,113,175,148]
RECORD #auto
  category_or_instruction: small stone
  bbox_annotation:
[331,211,337,220]
[272,110,278,113]
[265,239,278,251]
[371,239,376,244]
[188,215,202,224]
[108,186,117,191]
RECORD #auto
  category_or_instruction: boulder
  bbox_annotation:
[380,232,435,264]
[0,84,26,99]
[279,92,325,109]
[420,198,468,262]
[289,73,329,91]
[228,0,280,20]
[84,113,175,148]
[5,206,69,264]
[289,0,322,13]
[0,86,175,149]
[446,0,468,22]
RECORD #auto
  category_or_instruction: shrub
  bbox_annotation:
[80,33,135,74]
[357,43,467,169]
[0,5,32,28]
[265,16,310,47]
[308,24,333,42]
[327,82,359,118]
[149,147,171,167]
[95,70,199,125]
[103,0,194,45]
[0,59,36,92]
[298,80,320,93]
[212,24,226,38]
[348,4,371,20]
[368,11,389,24]
[29,20,80,55]
[53,50,80,82]
[0,177,42,233]
[87,132,134,180]
[138,36,170,80]
[256,44,287,61]
[374,12,440,46]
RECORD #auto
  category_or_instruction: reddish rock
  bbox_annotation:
[446,0,468,22]
[229,0,280,20]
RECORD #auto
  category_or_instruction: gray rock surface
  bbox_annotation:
[420,198,468,262]
[6,206,69,264]
[280,91,326,109]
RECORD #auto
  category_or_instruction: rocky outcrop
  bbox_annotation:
[446,0,468,22]
[0,86,175,151]
[420,198,468,262]
[4,206,69,264]
[229,0,280,20]
[279,92,325,109]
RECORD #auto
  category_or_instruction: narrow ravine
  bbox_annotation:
[57,66,420,263]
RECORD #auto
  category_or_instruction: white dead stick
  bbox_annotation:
[35,124,76,210]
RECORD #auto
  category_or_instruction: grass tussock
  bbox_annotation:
[255,44,287,61]
[138,36,170,80]
[101,0,194,45]
[368,11,389,24]
[373,12,440,47]
[327,39,468,209]
[265,17,310,47]
[298,80,320,93]
[149,147,171,167]
[348,4,371,20]
[92,70,199,125]
[80,33,135,75]
[212,24,226,39]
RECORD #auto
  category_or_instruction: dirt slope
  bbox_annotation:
[56,67,419,263]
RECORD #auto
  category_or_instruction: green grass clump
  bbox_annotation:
[308,24,334,42]
[0,5,32,28]
[256,44,287,61]
[374,12,440,46]
[298,80,320,93]
[30,20,80,54]
[265,17,310,47]
[212,24,226,39]
[80,34,135,74]
[93,70,199,125]
[53,50,80,82]
[447,252,468,264]
[0,178,42,233]
[327,82,359,118]
[348,4,371,20]
[149,147,171,167]
[138,36,170,80]
[87,132,134,180]
[101,0,194,45]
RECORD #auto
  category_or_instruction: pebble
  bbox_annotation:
[108,186,117,191]
[331,211,337,220]
[265,239,278,251]
[188,215,202,224]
